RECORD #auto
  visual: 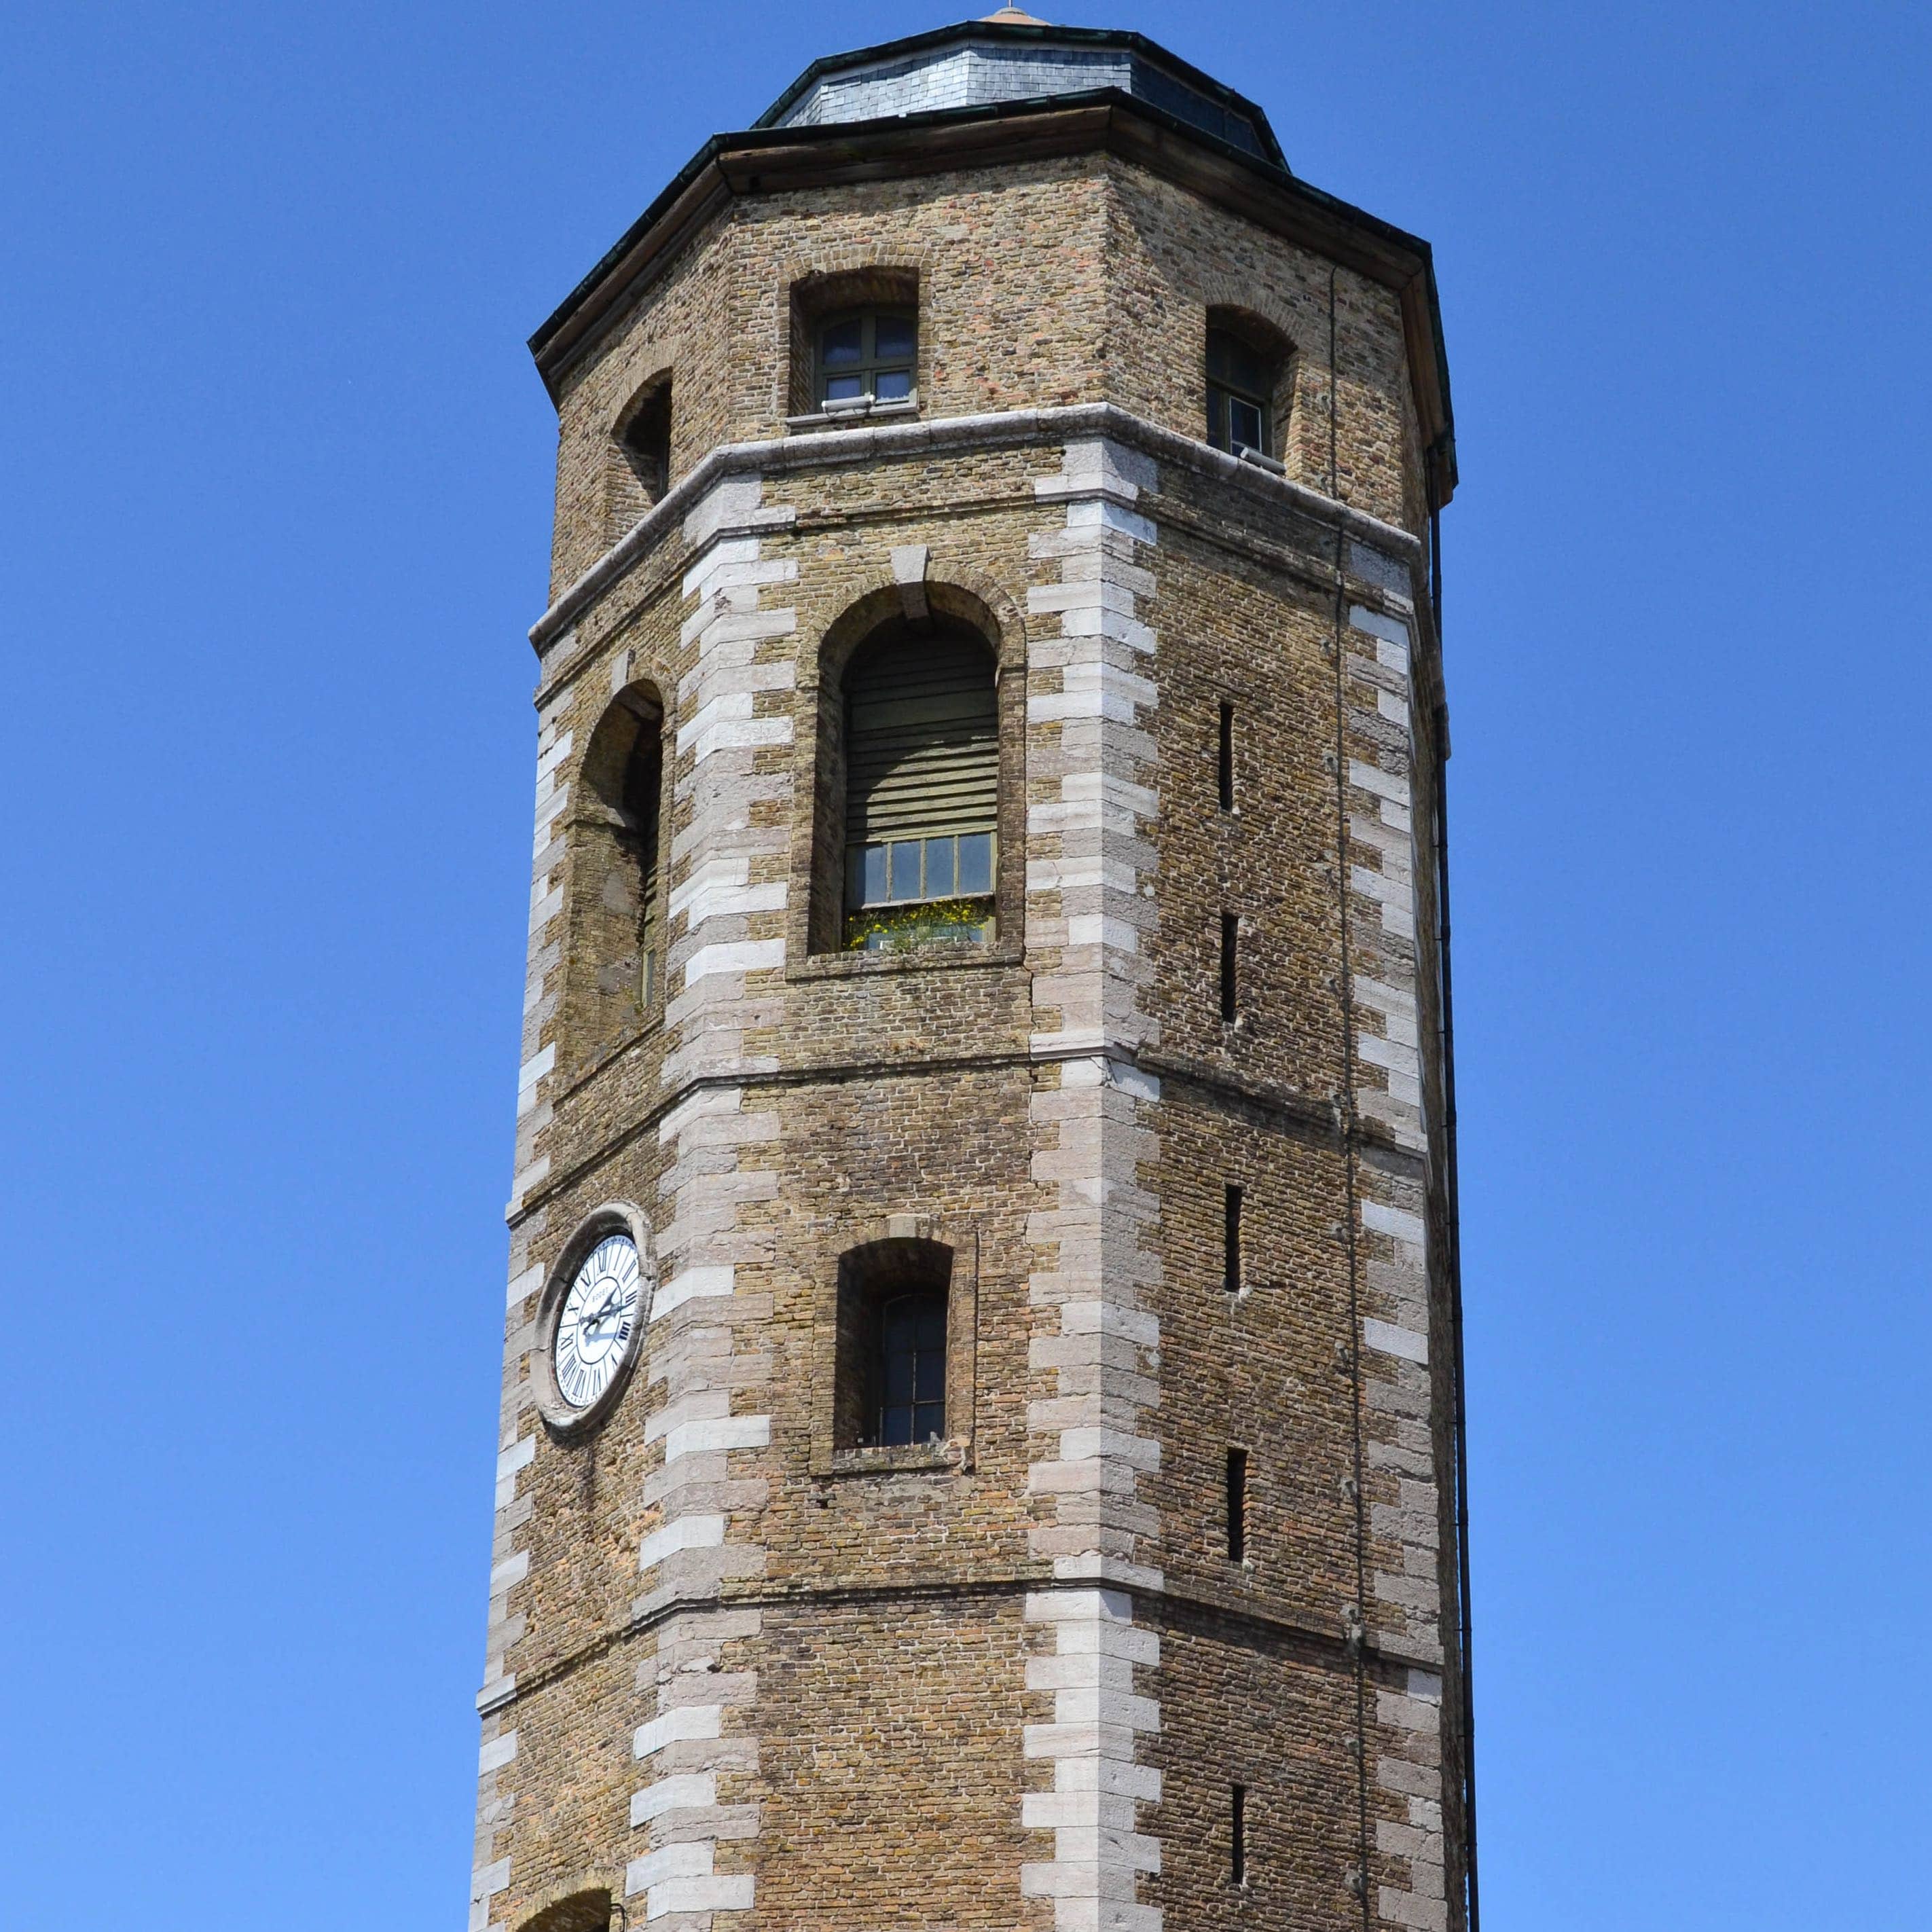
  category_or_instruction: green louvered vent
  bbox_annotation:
[846,634,998,846]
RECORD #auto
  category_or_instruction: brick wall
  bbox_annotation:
[473,134,1464,1932]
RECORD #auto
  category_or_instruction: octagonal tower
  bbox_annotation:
[469,16,1472,1932]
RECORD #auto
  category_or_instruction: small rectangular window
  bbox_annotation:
[1226,1447,1248,1562]
[850,833,998,912]
[877,1288,947,1445]
[1218,700,1235,812]
[1220,913,1239,1021]
[816,308,917,409]
[1231,1783,1247,1886]
[1223,1184,1243,1295]
[835,1237,954,1453]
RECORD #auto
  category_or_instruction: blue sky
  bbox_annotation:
[3,3,1927,1926]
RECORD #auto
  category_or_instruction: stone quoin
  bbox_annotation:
[467,15,1474,1932]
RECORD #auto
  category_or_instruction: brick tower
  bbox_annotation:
[469,16,1472,1932]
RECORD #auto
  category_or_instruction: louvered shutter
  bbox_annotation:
[845,634,998,843]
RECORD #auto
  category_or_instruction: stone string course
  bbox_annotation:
[468,139,1467,1932]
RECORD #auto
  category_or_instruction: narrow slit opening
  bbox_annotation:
[1220,912,1239,1021]
[1224,1184,1243,1295]
[1231,1782,1247,1885]
[1218,699,1235,812]
[1226,1446,1248,1563]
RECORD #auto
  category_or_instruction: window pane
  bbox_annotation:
[824,373,864,401]
[888,841,922,901]
[876,1291,945,1447]
[1209,328,1270,395]
[923,836,955,898]
[882,1346,915,1404]
[821,319,863,366]
[860,843,888,905]
[1230,398,1264,452]
[1230,342,1270,395]
[874,314,916,359]
[1207,386,1228,452]
[874,367,913,401]
[957,831,993,895]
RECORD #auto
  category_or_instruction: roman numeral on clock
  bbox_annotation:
[552,1231,643,1414]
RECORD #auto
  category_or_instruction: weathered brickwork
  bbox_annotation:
[472,31,1468,1932]
[543,155,1427,600]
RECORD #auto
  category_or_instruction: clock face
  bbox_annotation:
[552,1233,644,1415]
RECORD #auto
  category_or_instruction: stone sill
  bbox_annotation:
[786,397,920,433]
[789,938,1023,983]
[820,1440,968,1478]
[532,401,1425,659]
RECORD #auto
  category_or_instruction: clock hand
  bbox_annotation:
[580,1287,627,1334]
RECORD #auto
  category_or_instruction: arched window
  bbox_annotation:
[1205,312,1291,461]
[607,375,672,540]
[874,1290,947,1445]
[816,308,917,409]
[841,619,998,950]
[621,380,671,497]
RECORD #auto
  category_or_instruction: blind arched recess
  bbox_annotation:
[621,721,663,1006]
[844,627,998,851]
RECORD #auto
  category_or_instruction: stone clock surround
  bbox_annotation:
[528,1201,657,1436]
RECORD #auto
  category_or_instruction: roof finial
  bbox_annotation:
[980,5,1046,20]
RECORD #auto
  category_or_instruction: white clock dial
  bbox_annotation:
[552,1234,643,1414]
